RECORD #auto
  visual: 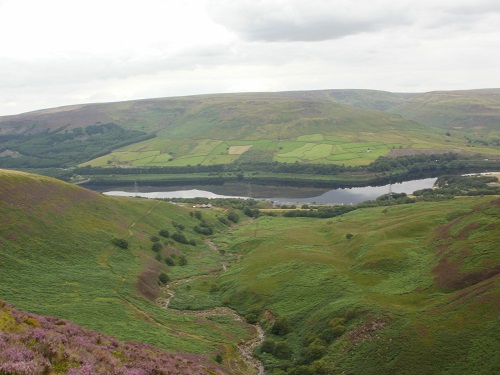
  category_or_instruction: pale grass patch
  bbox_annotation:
[228,145,253,155]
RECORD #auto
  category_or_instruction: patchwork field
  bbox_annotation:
[1,89,499,172]
[84,130,484,168]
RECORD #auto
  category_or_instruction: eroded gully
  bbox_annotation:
[157,242,265,375]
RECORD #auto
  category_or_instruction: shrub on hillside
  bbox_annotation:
[159,229,170,238]
[164,256,175,266]
[217,216,229,225]
[179,255,188,266]
[172,232,188,244]
[243,206,260,217]
[299,338,328,364]
[193,224,213,235]
[226,211,240,223]
[111,238,129,249]
[172,222,185,231]
[274,342,293,359]
[260,339,276,354]
[270,317,290,336]
[151,243,162,252]
[158,273,170,285]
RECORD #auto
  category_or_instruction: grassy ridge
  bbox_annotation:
[390,89,500,137]
[2,89,499,170]
[173,196,500,374]
[85,96,463,167]
[0,169,251,365]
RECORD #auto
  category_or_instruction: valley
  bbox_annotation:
[0,168,499,374]
[0,88,499,374]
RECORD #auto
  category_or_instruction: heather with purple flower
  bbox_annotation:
[0,301,226,374]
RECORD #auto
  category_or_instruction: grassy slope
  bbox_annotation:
[389,89,500,137]
[174,196,500,374]
[0,169,252,366]
[1,169,499,374]
[4,89,497,169]
[0,300,226,374]
[86,94,470,167]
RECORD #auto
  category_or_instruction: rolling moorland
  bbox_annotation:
[1,169,499,374]
[0,170,256,374]
[0,89,499,189]
[0,89,499,373]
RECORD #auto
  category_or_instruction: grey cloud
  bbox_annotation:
[224,17,392,42]
[207,0,500,42]
[440,0,500,15]
[0,44,236,90]
[207,0,410,42]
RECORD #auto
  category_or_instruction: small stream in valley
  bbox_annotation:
[157,251,265,374]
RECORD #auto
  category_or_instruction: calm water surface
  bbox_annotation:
[104,177,438,204]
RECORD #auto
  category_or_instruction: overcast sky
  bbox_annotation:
[1,0,499,116]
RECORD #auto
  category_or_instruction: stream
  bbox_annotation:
[157,249,265,374]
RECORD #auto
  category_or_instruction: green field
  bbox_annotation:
[2,89,499,172]
[85,130,488,168]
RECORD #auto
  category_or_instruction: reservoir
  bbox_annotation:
[103,177,437,205]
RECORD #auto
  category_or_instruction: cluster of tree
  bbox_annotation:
[255,313,352,375]
[283,204,357,218]
[367,152,462,172]
[149,233,189,266]
[171,232,194,245]
[465,136,500,147]
[414,174,500,198]
[161,254,187,267]
[192,223,211,235]
[76,152,499,178]
[0,123,153,168]
[282,174,499,219]
[260,339,293,360]
[75,164,227,175]
[156,226,196,246]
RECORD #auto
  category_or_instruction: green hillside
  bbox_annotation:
[171,196,500,374]
[0,169,499,374]
[1,89,498,172]
[0,300,226,374]
[0,169,256,372]
[389,89,500,138]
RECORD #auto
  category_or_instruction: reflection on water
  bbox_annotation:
[104,178,437,205]
[104,189,246,200]
[277,178,438,204]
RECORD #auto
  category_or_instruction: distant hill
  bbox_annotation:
[389,88,500,136]
[1,89,499,170]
